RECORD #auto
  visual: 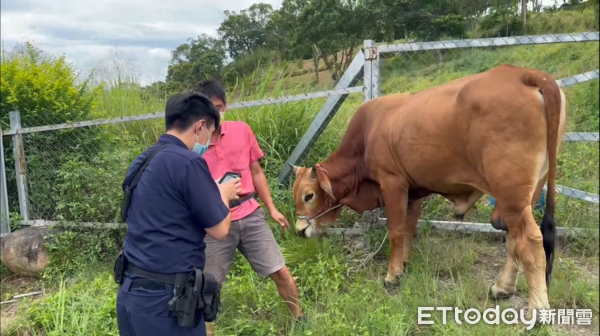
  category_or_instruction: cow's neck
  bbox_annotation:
[319,151,383,212]
[319,152,366,202]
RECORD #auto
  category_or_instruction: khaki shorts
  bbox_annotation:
[203,207,285,284]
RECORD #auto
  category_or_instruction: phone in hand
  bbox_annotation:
[218,172,241,184]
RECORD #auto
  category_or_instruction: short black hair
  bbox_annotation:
[164,91,220,132]
[193,79,227,104]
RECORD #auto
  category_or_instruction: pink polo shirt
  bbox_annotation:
[202,121,265,221]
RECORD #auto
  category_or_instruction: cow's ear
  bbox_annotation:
[313,166,335,200]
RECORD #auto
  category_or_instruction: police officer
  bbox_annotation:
[116,91,241,336]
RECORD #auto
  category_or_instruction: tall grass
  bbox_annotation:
[1,9,599,336]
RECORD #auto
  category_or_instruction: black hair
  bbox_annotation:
[164,91,220,132]
[193,79,227,104]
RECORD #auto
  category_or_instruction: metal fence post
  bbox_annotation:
[278,52,365,185]
[362,40,382,249]
[0,129,11,237]
[364,40,375,101]
[363,40,381,224]
[9,111,30,221]
[369,41,382,226]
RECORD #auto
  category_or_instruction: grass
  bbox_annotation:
[1,8,599,336]
[2,229,599,335]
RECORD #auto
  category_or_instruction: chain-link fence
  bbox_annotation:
[1,32,599,243]
[0,65,365,234]
[364,32,599,239]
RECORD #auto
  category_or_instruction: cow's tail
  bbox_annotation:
[521,70,562,287]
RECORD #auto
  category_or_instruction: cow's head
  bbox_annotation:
[290,163,343,238]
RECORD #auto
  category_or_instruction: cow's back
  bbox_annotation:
[364,65,550,192]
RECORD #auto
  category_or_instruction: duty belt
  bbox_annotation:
[126,263,178,284]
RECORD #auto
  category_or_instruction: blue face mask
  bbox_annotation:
[192,125,210,156]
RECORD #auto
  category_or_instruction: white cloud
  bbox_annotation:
[0,0,565,86]
[1,0,283,85]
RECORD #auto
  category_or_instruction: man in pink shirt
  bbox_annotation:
[194,80,304,333]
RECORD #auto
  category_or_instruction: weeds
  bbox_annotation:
[1,8,599,336]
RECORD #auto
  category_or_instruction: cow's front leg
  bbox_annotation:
[381,179,410,285]
[403,199,423,266]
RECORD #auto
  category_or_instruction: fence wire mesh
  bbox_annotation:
[369,32,599,238]
[1,32,598,243]
[1,81,364,226]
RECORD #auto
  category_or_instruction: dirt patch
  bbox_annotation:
[1,272,44,333]
[1,273,39,296]
[554,322,600,336]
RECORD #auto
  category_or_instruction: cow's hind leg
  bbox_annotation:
[497,200,550,320]
[492,232,519,298]
[491,178,547,299]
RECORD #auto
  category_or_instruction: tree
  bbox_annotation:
[165,34,227,91]
[264,0,309,61]
[295,0,375,81]
[217,3,274,60]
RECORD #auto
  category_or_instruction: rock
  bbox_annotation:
[0,226,56,277]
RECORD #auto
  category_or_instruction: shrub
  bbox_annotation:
[1,42,104,220]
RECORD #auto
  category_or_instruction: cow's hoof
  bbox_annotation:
[491,284,516,299]
[383,273,404,295]
[383,280,398,295]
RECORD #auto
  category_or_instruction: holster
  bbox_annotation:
[168,272,199,327]
[168,269,222,327]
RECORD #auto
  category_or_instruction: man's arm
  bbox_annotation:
[245,124,274,210]
[246,123,289,228]
[183,157,232,240]
[250,161,277,212]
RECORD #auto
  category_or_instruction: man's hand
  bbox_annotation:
[269,208,289,230]
[218,178,242,202]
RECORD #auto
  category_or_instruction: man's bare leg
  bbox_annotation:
[206,323,215,335]
[269,265,304,319]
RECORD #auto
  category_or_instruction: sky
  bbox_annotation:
[1,0,564,86]
[1,0,283,86]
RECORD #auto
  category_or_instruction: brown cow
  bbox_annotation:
[290,64,567,320]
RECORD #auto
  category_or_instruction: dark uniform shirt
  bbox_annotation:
[122,134,229,275]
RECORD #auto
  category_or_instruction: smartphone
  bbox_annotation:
[218,172,241,184]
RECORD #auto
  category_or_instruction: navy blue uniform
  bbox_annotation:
[116,134,229,336]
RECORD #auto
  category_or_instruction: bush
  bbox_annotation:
[1,42,104,220]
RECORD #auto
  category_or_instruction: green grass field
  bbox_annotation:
[1,8,599,336]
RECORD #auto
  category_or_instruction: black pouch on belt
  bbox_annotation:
[199,272,222,322]
[113,249,127,285]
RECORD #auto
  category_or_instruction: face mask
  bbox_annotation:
[192,125,211,156]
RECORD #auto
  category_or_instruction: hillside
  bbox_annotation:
[245,7,599,91]
[1,7,599,336]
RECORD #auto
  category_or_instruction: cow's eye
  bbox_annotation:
[304,193,314,202]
